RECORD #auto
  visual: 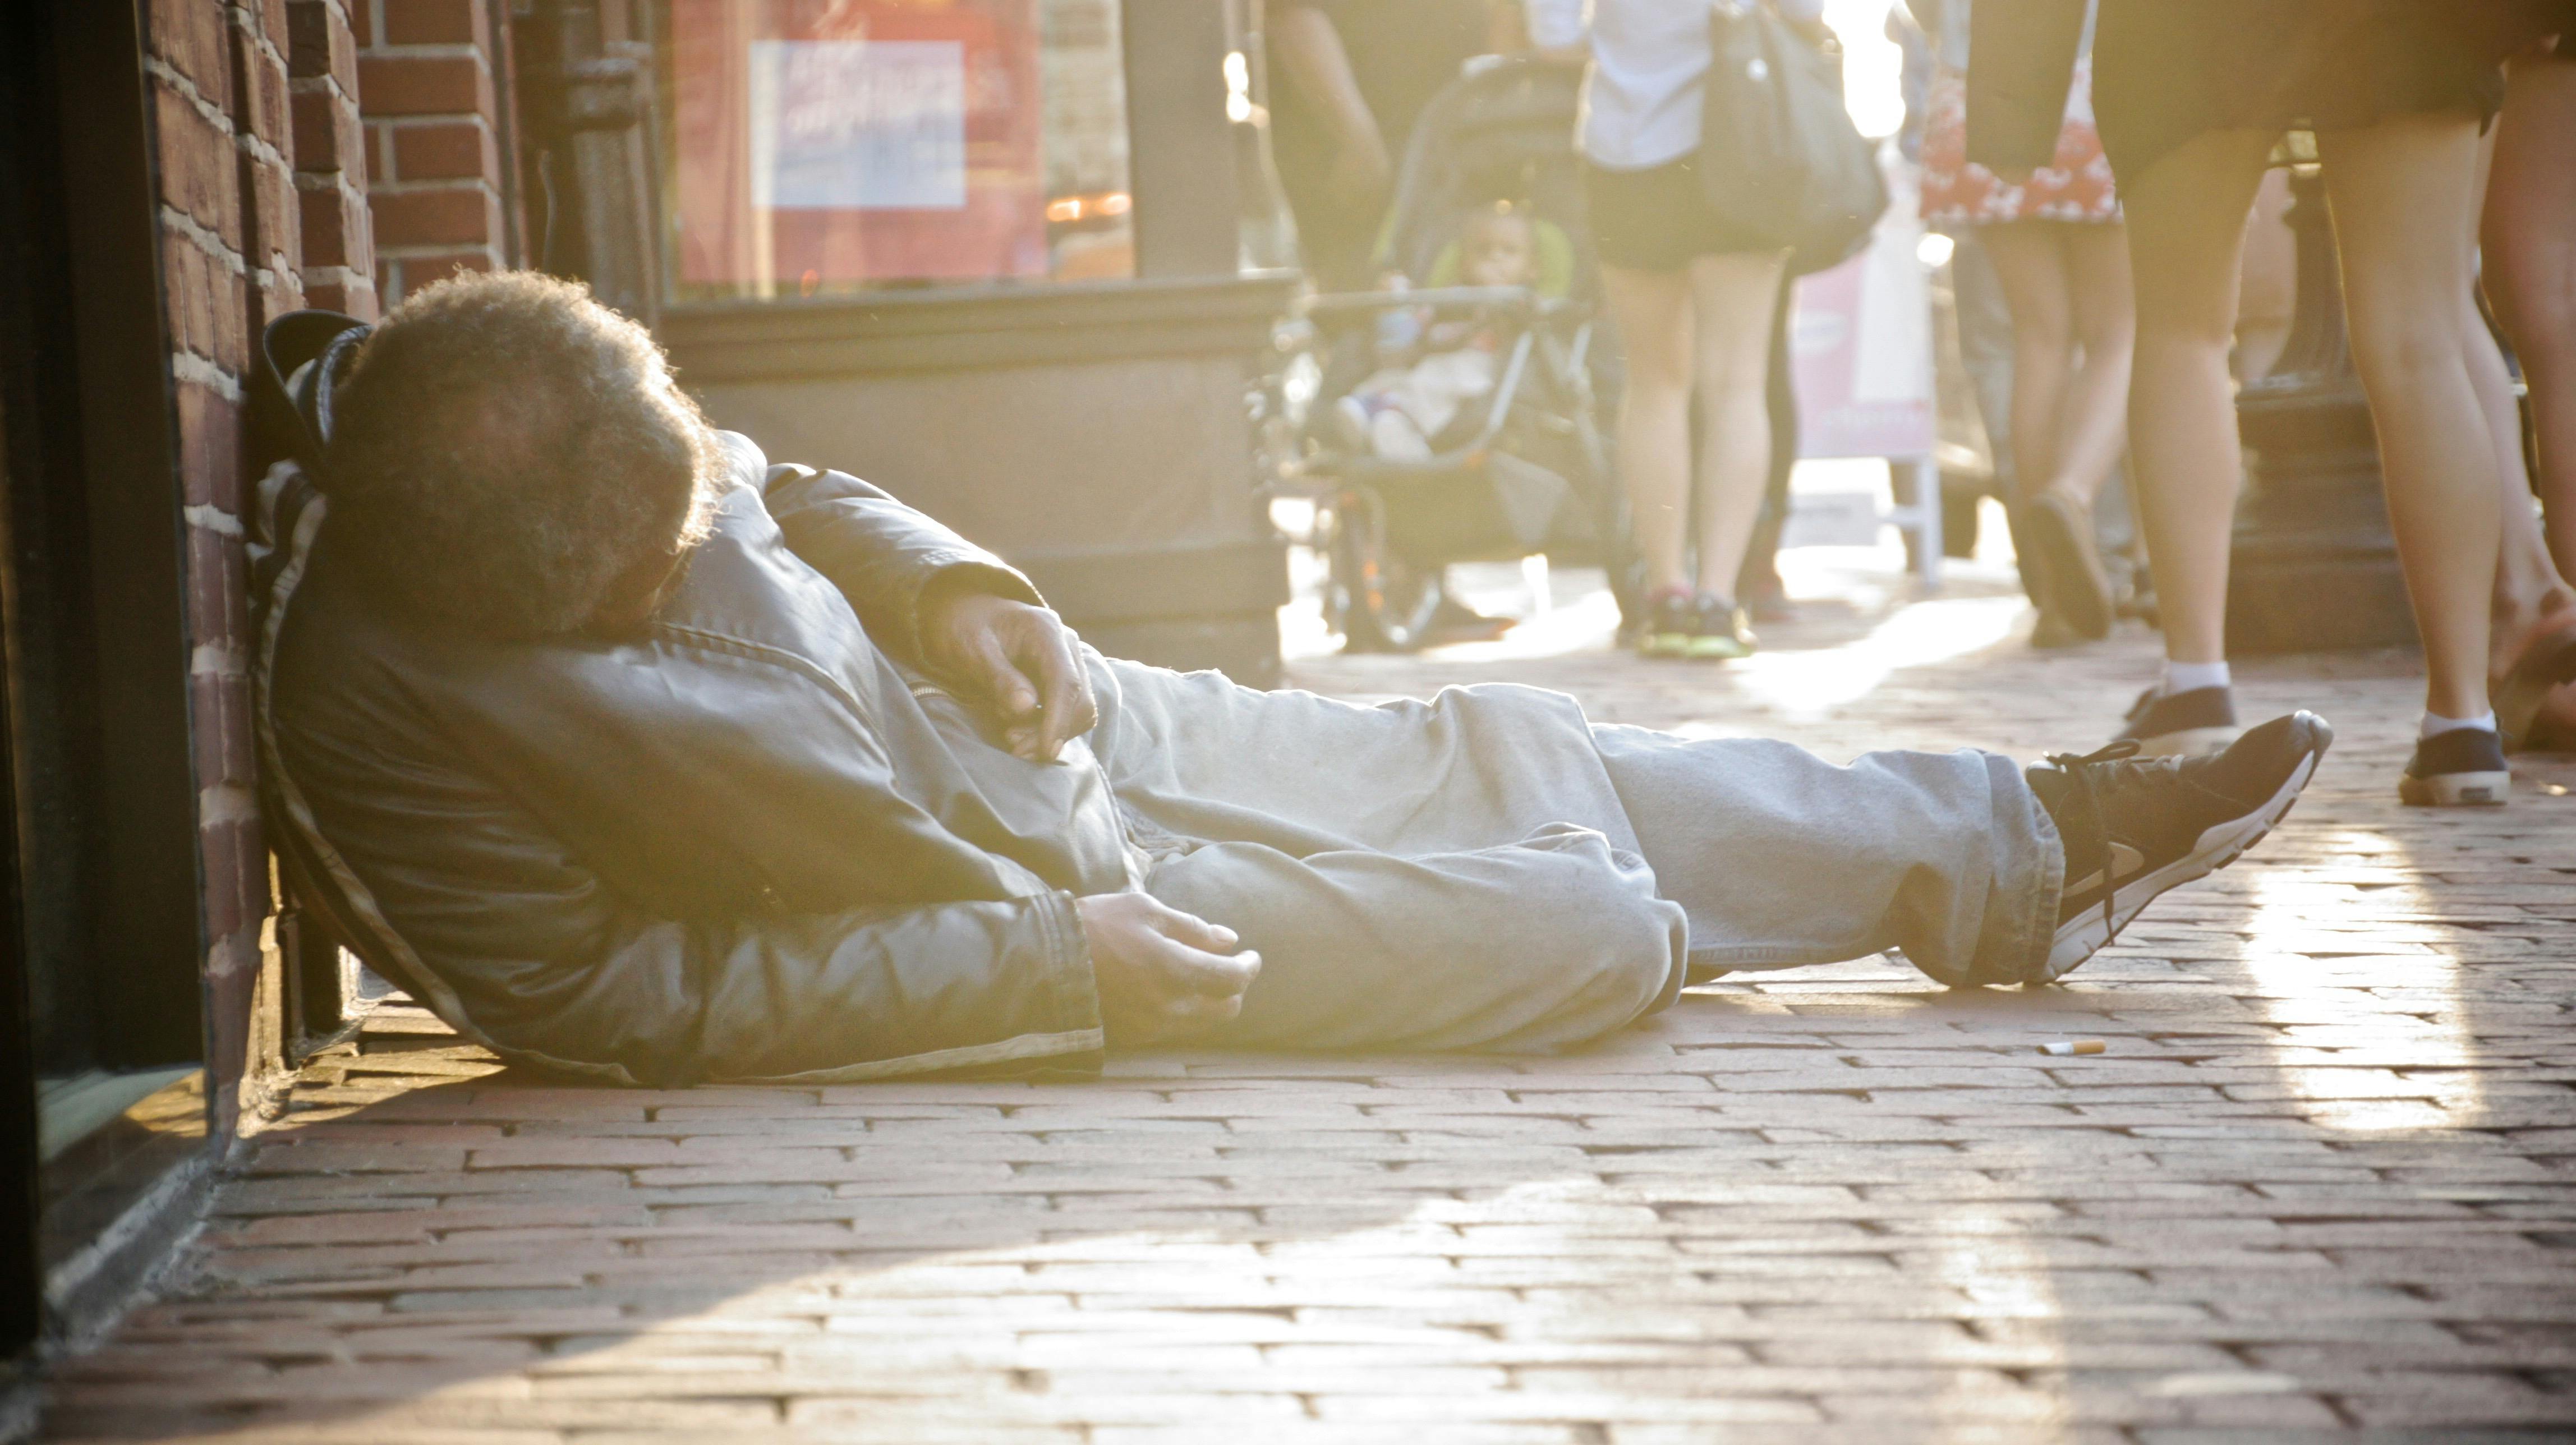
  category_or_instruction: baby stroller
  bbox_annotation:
[1272,57,1637,652]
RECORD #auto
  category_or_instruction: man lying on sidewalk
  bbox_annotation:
[258,273,2331,1087]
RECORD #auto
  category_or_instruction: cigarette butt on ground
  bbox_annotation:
[2039,1039,2106,1056]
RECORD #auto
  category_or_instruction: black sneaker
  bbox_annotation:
[2022,490,2114,640]
[2399,727,2509,807]
[2114,684,2240,757]
[2025,711,2333,983]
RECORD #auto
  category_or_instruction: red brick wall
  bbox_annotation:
[288,0,380,319]
[354,0,522,303]
[135,0,521,1135]
[142,0,320,1135]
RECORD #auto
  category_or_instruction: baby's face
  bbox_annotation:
[1461,219,1539,287]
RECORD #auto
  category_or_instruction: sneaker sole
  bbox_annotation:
[1639,634,1691,659]
[1682,638,1753,661]
[2041,715,2332,981]
[2129,725,2241,759]
[2397,769,2510,807]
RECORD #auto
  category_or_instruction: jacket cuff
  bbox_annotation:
[1030,887,1105,1040]
[909,552,1052,661]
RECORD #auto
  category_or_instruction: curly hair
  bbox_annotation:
[323,271,722,638]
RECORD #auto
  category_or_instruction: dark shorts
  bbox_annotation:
[1582,153,1783,274]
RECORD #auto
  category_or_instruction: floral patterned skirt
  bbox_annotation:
[1921,56,2121,227]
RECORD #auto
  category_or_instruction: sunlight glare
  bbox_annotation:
[1825,0,1907,139]
[1731,593,2024,719]
[2237,840,2486,1133]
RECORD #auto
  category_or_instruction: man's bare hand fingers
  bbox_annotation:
[972,633,1041,719]
[1146,932,1261,999]
[1144,901,1241,955]
[1025,622,1095,760]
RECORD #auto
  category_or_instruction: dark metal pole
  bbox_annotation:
[2226,164,2416,655]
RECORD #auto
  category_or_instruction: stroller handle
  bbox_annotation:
[1301,286,1585,327]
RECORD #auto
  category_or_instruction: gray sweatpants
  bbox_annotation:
[1085,656,2063,1054]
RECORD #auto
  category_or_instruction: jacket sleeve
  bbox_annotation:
[736,435,1045,669]
[1963,0,2087,172]
[279,701,1104,1088]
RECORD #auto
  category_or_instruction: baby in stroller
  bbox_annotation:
[1332,204,1543,462]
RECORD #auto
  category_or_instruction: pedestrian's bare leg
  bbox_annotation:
[1979,220,2075,500]
[2317,112,2501,721]
[2472,122,2576,684]
[2119,128,2278,667]
[2485,45,2576,582]
[2051,222,2137,508]
[1602,263,1698,593]
[1687,249,1790,600]
[2234,167,2299,383]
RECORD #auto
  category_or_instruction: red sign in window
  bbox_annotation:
[671,0,1080,295]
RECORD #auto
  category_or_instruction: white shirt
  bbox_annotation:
[1525,0,1827,171]
[1525,0,1708,170]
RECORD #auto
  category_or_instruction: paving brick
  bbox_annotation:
[35,575,2576,1440]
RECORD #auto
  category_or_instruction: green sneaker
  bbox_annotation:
[1637,588,1697,658]
[1680,596,1756,661]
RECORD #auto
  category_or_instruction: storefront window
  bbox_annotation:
[666,0,1134,301]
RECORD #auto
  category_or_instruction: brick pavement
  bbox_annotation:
[37,562,2576,1444]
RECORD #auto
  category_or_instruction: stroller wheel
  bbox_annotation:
[1328,501,1445,653]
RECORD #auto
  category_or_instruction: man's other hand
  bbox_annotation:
[920,582,1100,763]
[1077,892,1262,1047]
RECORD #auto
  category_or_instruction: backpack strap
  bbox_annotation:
[252,309,370,484]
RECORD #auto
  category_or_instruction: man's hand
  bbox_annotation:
[1077,892,1262,1047]
[919,580,1100,763]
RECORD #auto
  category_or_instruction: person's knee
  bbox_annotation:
[1692,362,1768,420]
[2345,309,2467,390]
[2013,327,2078,378]
[2135,299,2238,356]
[1627,333,1695,393]
[2070,303,2135,360]
[1508,837,1686,1031]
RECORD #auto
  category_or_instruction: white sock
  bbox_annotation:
[2161,661,2231,697]
[2419,710,2497,740]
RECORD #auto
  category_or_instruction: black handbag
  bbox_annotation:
[1696,0,1889,275]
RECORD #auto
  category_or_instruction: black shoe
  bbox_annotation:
[2031,609,2085,650]
[2399,727,2509,807]
[2005,499,2053,610]
[2024,711,2333,983]
[2114,684,2239,757]
[2022,490,2114,640]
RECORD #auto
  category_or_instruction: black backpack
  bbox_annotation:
[1696,1,1890,276]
